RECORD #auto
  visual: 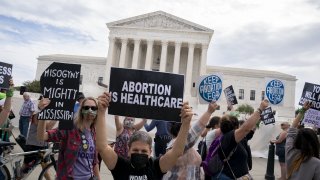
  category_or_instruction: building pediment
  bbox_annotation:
[107,11,213,32]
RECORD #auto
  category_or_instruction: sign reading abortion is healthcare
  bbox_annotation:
[0,62,13,89]
[109,67,184,122]
[38,62,81,130]
[198,74,223,104]
[260,107,275,125]
[265,79,285,105]
[299,82,320,111]
[224,85,238,105]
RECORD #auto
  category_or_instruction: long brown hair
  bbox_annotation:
[287,128,320,179]
[74,97,98,131]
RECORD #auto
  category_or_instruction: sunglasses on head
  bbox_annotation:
[82,106,98,111]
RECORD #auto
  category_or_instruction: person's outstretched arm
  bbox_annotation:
[96,92,118,170]
[133,119,147,131]
[292,101,311,128]
[235,99,269,143]
[198,101,219,127]
[36,98,52,141]
[159,102,192,173]
[114,115,123,136]
[144,120,156,132]
[0,79,13,126]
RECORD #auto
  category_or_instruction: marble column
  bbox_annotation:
[200,44,208,75]
[185,42,195,96]
[119,38,128,68]
[104,36,115,84]
[173,41,182,74]
[131,39,141,69]
[145,40,154,70]
[160,40,168,72]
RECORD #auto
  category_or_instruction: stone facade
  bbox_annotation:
[35,11,296,121]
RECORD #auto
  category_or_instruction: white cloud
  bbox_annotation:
[1,0,320,107]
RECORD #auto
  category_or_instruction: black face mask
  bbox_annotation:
[130,153,149,169]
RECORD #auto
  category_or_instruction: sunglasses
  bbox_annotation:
[81,134,88,151]
[82,106,98,111]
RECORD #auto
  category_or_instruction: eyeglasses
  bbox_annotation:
[81,134,88,151]
[82,106,98,111]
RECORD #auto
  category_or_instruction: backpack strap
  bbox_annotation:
[219,140,238,179]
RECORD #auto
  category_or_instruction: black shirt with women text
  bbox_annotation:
[111,156,164,180]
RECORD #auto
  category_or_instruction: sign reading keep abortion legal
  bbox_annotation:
[198,74,223,104]
[265,79,285,105]
[38,62,81,130]
[0,61,13,89]
[109,67,184,122]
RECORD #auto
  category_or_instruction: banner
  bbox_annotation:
[0,62,13,89]
[265,79,285,105]
[109,67,184,122]
[224,85,238,105]
[302,109,320,128]
[260,107,275,125]
[38,62,81,130]
[299,82,320,111]
[198,74,223,104]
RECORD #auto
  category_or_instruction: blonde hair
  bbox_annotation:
[74,97,98,131]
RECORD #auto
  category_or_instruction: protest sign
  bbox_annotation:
[38,62,81,130]
[109,67,184,122]
[198,74,223,103]
[302,109,320,128]
[224,85,238,105]
[299,82,320,111]
[265,79,285,105]
[0,62,13,89]
[260,107,275,125]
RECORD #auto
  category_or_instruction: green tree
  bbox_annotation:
[22,80,41,93]
[236,104,254,116]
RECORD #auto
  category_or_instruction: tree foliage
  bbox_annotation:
[236,104,254,115]
[22,80,41,93]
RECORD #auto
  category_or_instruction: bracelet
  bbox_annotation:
[299,108,306,114]
[256,108,263,114]
[6,88,14,97]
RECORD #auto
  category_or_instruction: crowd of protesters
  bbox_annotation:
[1,78,320,180]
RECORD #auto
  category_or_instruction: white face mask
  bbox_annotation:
[123,118,135,128]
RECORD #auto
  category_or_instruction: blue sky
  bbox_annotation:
[1,0,320,105]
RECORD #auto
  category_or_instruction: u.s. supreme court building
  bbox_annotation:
[35,11,296,126]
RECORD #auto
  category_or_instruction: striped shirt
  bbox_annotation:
[19,99,35,116]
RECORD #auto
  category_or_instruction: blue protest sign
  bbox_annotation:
[198,74,223,103]
[265,79,285,105]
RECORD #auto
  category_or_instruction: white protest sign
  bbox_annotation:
[302,109,320,128]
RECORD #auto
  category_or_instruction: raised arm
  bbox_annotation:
[198,101,219,127]
[144,120,156,132]
[235,99,269,143]
[96,92,118,170]
[159,102,192,173]
[133,119,147,131]
[36,98,51,141]
[0,79,13,126]
[292,101,311,128]
[114,115,123,136]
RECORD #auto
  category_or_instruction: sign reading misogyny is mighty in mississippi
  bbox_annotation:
[38,62,81,130]
[109,67,184,122]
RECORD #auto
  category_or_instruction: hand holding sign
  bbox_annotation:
[38,98,51,111]
[207,101,219,114]
[98,92,111,111]
[180,102,193,124]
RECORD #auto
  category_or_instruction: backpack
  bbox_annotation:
[197,138,207,161]
[201,135,223,176]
